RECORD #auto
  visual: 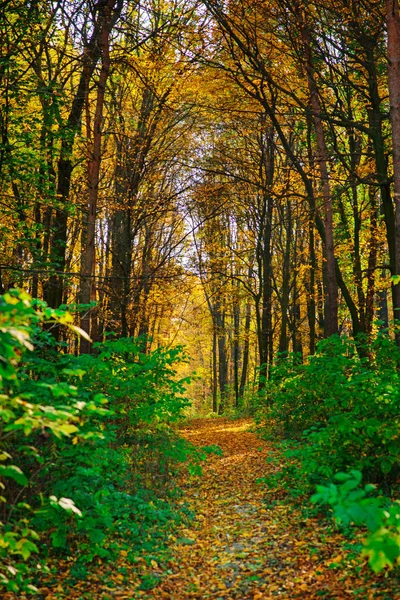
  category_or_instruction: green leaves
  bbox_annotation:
[0,465,28,486]
[392,275,400,286]
[0,291,113,593]
[259,334,400,575]
[261,335,400,485]
[0,290,194,594]
[363,526,400,572]
[312,471,400,573]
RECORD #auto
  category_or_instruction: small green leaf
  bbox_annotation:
[381,458,393,474]
[392,275,400,286]
[0,465,28,486]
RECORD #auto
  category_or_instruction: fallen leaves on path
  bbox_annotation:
[10,418,400,599]
[141,418,399,600]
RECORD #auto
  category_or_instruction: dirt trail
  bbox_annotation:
[18,418,397,600]
[143,418,397,600]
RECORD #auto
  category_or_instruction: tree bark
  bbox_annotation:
[239,300,251,400]
[44,0,122,312]
[299,14,339,337]
[80,0,116,353]
[212,327,218,412]
[386,0,400,340]
[232,289,240,407]
[278,200,291,354]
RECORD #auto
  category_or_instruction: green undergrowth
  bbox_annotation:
[0,289,213,595]
[256,335,400,574]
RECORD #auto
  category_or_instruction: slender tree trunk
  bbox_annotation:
[361,38,398,324]
[257,124,275,388]
[212,326,218,412]
[233,292,240,407]
[215,303,228,414]
[377,283,389,330]
[239,301,251,399]
[300,16,338,337]
[109,136,132,337]
[44,0,121,312]
[278,200,291,354]
[80,1,115,353]
[258,195,273,388]
[307,215,317,354]
[137,226,153,346]
[366,188,378,335]
[387,0,400,341]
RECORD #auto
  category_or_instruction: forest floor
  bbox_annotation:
[18,418,400,599]
[131,418,399,600]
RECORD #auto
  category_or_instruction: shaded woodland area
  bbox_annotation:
[1,0,400,596]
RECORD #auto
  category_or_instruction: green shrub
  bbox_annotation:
[312,470,400,573]
[0,290,198,594]
[0,290,97,592]
[259,335,400,487]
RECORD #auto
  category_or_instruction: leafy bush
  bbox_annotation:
[312,470,400,573]
[259,335,400,487]
[0,290,198,594]
[0,290,96,592]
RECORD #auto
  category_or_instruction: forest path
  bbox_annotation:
[140,418,381,600]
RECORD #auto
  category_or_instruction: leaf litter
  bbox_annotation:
[9,418,400,599]
[139,418,399,600]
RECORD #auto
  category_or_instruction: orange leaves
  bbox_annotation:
[17,417,400,599]
[143,417,400,599]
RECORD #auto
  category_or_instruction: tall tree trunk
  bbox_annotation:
[239,300,251,400]
[300,14,338,337]
[110,168,132,338]
[44,0,121,312]
[366,188,378,335]
[232,289,240,407]
[307,214,317,354]
[80,0,115,353]
[108,85,165,337]
[278,200,291,354]
[359,36,397,326]
[387,0,400,341]
[258,195,273,388]
[212,326,218,413]
[215,303,228,414]
[137,225,154,346]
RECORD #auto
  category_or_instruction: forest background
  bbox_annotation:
[2,0,400,595]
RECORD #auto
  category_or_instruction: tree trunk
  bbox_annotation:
[80,1,115,353]
[386,0,400,340]
[44,0,122,312]
[214,303,228,414]
[212,327,218,412]
[258,194,273,388]
[307,214,317,354]
[232,292,240,407]
[278,200,291,354]
[365,188,378,335]
[360,37,397,326]
[239,301,251,400]
[300,15,338,337]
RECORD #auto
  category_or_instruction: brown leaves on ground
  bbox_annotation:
[10,418,400,599]
[139,418,399,600]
